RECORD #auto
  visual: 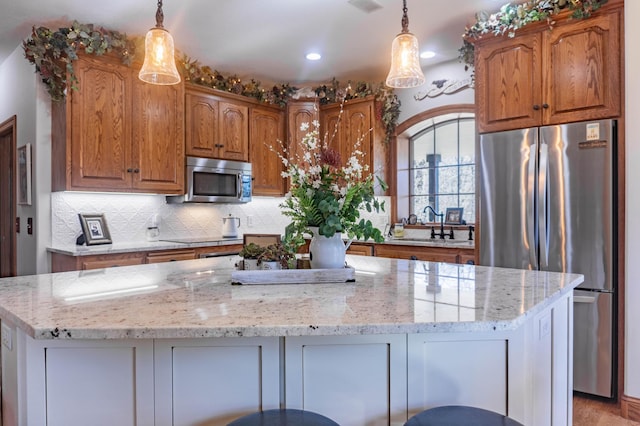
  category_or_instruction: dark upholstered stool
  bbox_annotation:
[227,408,339,426]
[405,406,524,426]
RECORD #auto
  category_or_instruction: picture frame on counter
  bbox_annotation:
[445,207,464,225]
[78,213,112,245]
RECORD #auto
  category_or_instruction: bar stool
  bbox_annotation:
[405,406,523,426]
[227,408,339,426]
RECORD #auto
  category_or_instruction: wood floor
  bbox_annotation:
[574,395,640,425]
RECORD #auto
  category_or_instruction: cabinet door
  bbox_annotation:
[543,9,621,124]
[69,56,132,190]
[250,107,286,196]
[321,105,343,154]
[375,245,459,263]
[343,102,373,175]
[287,101,317,163]
[185,91,219,158]
[219,101,249,161]
[346,243,373,256]
[475,33,542,133]
[132,81,185,193]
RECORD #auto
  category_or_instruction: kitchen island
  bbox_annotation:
[0,256,582,426]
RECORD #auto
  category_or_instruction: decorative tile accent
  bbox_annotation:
[51,193,391,246]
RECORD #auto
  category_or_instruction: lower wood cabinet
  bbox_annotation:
[374,244,474,264]
[145,250,196,264]
[51,245,242,272]
[346,243,373,256]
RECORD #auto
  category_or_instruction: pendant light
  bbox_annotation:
[139,0,181,85]
[385,0,425,89]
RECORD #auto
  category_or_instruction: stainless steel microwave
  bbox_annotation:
[166,157,252,204]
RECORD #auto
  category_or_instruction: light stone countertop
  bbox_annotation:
[47,238,243,256]
[0,255,582,340]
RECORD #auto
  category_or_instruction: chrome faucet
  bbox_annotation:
[423,205,446,239]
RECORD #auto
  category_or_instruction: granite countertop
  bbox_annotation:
[47,237,243,256]
[0,256,582,340]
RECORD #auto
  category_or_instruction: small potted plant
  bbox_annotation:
[257,243,296,270]
[238,243,265,270]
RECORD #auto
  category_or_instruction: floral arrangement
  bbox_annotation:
[22,20,402,144]
[22,21,136,101]
[276,111,387,249]
[459,0,608,71]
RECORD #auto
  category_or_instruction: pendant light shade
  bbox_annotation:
[139,0,181,85]
[385,0,425,89]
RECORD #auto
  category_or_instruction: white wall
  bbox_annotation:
[624,1,640,402]
[0,46,39,275]
[396,59,475,124]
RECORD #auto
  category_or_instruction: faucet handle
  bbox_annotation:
[468,225,475,241]
[448,227,455,239]
[430,226,436,239]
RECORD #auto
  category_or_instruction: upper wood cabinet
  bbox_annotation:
[51,53,184,193]
[249,106,286,196]
[474,3,622,133]
[185,86,249,161]
[287,100,318,162]
[319,97,389,195]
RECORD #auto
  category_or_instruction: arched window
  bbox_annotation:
[395,106,475,225]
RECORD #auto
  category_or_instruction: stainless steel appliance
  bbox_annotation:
[479,120,617,399]
[167,157,252,204]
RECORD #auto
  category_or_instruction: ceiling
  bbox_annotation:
[0,0,503,86]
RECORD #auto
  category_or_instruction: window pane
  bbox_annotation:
[411,168,430,195]
[411,129,434,168]
[459,165,475,194]
[437,166,458,195]
[435,121,459,166]
[435,194,458,214]
[459,195,475,224]
[412,196,431,222]
[459,120,475,165]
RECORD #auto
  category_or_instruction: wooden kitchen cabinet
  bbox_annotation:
[474,3,622,133]
[346,243,374,256]
[145,249,196,264]
[287,100,318,162]
[320,97,389,195]
[374,244,474,264]
[51,53,184,193]
[249,105,286,196]
[185,86,249,161]
[51,251,145,272]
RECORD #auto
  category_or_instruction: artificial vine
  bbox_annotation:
[459,0,609,71]
[23,21,400,144]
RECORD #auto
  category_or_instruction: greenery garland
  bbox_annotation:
[22,21,135,101]
[22,21,400,144]
[459,0,608,71]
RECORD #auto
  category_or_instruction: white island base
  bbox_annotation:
[0,257,579,425]
[3,296,572,426]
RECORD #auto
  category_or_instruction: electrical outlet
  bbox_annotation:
[247,215,254,227]
[1,323,12,351]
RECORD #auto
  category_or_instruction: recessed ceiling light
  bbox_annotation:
[420,51,436,59]
[306,53,322,61]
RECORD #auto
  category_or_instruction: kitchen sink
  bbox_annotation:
[388,238,474,247]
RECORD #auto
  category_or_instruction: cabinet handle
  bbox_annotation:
[533,105,540,110]
[542,103,549,109]
[127,168,133,173]
[133,168,140,173]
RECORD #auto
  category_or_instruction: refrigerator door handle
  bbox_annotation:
[574,295,597,304]
[538,143,549,270]
[527,144,537,267]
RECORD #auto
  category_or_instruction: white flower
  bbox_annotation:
[300,122,309,132]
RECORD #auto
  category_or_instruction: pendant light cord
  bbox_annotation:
[401,0,409,33]
[155,0,165,29]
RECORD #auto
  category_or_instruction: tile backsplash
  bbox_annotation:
[51,193,391,246]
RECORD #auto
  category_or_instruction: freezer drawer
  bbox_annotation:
[573,289,614,398]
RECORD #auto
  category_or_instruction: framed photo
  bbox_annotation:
[445,207,464,225]
[17,143,32,205]
[78,213,112,245]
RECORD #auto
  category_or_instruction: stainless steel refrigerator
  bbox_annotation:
[479,120,617,399]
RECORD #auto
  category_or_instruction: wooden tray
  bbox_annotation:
[231,266,355,285]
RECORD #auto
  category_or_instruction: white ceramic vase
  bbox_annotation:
[308,228,347,269]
